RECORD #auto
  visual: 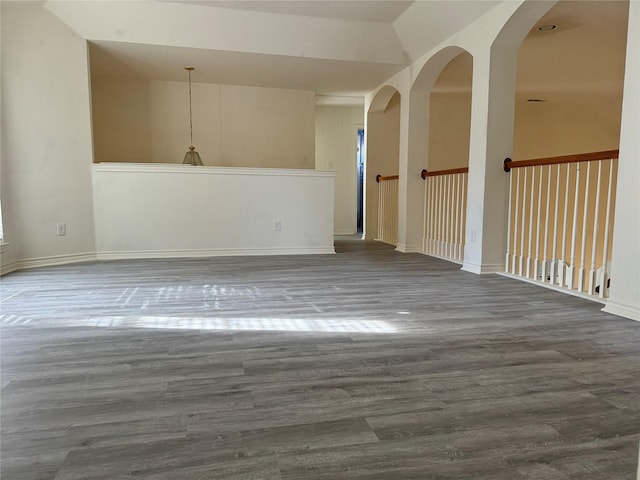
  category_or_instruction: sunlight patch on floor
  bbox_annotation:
[1,315,398,333]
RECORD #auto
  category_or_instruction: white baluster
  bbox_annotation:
[519,168,527,276]
[567,163,581,290]
[526,166,535,278]
[578,162,591,292]
[550,164,561,285]
[588,160,603,295]
[534,166,543,281]
[460,173,467,261]
[599,159,614,298]
[559,164,571,287]
[505,168,513,272]
[512,169,520,274]
[542,165,552,283]
[454,174,461,262]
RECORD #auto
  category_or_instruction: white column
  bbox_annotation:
[462,44,517,274]
[396,89,429,253]
[603,1,640,322]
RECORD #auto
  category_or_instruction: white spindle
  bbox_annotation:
[542,165,552,283]
[444,174,451,257]
[550,164,561,285]
[460,173,467,261]
[519,168,527,276]
[534,166,543,280]
[454,174,460,261]
[578,162,591,292]
[588,160,603,295]
[505,169,513,272]
[600,159,614,298]
[512,169,520,274]
[559,164,571,287]
[526,166,535,278]
[567,163,581,290]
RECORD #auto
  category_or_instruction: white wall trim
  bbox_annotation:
[1,262,18,276]
[461,261,504,275]
[498,272,607,305]
[395,243,421,253]
[94,163,336,178]
[96,246,335,261]
[418,251,464,265]
[602,300,640,322]
[334,229,356,236]
[8,252,97,272]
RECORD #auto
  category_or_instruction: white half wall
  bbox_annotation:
[92,164,335,258]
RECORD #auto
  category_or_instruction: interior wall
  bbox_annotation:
[365,92,401,240]
[513,98,622,160]
[315,105,364,235]
[1,4,96,270]
[93,164,335,257]
[428,92,472,171]
[91,77,316,169]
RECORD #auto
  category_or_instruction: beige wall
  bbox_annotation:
[424,93,621,170]
[91,78,316,169]
[428,92,472,171]
[315,105,364,235]
[513,98,622,160]
[365,91,401,240]
[1,4,96,271]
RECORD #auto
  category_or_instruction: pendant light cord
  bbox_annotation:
[188,68,193,147]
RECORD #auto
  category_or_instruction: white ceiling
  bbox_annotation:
[161,0,414,23]
[83,0,629,101]
[89,41,405,96]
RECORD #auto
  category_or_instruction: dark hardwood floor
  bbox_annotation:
[1,237,639,479]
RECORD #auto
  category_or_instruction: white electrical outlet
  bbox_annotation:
[470,230,477,242]
[274,220,282,231]
[57,223,66,236]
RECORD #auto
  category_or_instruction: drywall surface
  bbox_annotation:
[315,105,364,235]
[93,164,335,258]
[91,78,315,169]
[1,4,96,271]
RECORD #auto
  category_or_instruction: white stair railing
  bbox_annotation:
[421,167,468,263]
[376,174,399,246]
[503,150,618,299]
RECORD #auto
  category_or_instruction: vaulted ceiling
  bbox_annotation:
[44,0,629,102]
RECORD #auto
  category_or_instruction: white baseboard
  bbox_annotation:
[1,262,18,276]
[395,243,421,253]
[602,300,640,322]
[461,261,504,275]
[7,252,96,272]
[96,246,335,261]
[418,251,463,265]
[334,229,356,236]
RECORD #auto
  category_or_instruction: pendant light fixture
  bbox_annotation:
[182,66,204,166]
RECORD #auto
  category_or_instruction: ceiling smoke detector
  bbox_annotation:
[537,24,557,32]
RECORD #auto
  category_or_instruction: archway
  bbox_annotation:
[415,50,473,262]
[504,0,629,298]
[364,86,401,243]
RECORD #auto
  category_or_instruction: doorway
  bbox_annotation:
[356,128,365,233]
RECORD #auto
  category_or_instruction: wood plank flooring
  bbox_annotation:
[1,237,639,479]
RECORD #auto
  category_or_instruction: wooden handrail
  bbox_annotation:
[503,149,619,173]
[376,174,399,183]
[420,167,468,179]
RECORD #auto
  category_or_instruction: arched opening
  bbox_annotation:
[365,87,401,243]
[426,51,473,262]
[505,0,629,298]
[411,47,473,262]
